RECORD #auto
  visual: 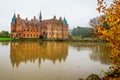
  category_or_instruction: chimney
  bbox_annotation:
[53,16,56,20]
[31,19,33,21]
[17,14,20,18]
[34,16,36,20]
[26,18,28,21]
[59,17,62,21]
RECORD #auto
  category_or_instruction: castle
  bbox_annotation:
[10,12,68,40]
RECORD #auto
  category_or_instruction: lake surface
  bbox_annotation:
[0,42,112,80]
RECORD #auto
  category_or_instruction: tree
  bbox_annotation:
[90,15,110,29]
[0,31,9,38]
[71,26,94,39]
[92,0,120,63]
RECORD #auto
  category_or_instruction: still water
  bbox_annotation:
[0,42,112,80]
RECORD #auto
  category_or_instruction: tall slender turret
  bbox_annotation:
[39,11,42,22]
[11,13,16,24]
[62,17,68,25]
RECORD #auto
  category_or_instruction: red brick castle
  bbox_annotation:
[10,12,68,40]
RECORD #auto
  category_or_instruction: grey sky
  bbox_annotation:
[0,0,99,31]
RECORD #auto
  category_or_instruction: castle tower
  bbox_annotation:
[62,17,68,25]
[11,13,16,24]
[11,13,16,38]
[62,17,68,40]
[39,11,42,23]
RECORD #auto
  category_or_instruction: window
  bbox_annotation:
[19,34,21,37]
[27,34,29,37]
[37,34,38,37]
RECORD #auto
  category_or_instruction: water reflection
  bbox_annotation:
[10,42,112,68]
[70,42,112,65]
[10,42,68,68]
[0,42,9,46]
[0,42,113,80]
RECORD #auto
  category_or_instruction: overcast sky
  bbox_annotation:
[0,0,99,31]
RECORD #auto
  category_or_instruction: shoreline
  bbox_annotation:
[0,38,108,42]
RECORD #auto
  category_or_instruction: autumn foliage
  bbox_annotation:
[92,0,120,63]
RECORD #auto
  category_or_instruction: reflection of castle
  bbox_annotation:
[10,42,68,67]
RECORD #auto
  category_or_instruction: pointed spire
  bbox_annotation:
[12,13,16,24]
[62,17,68,25]
[39,11,42,22]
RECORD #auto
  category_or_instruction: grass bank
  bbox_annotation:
[0,37,107,42]
[0,38,14,41]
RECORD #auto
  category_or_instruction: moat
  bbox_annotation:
[0,42,112,80]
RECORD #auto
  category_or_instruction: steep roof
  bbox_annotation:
[62,17,68,25]
[12,14,16,24]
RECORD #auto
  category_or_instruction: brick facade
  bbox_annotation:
[10,13,68,40]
